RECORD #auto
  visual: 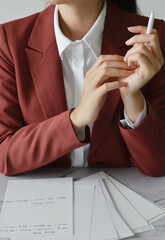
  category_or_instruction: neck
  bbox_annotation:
[58,1,104,41]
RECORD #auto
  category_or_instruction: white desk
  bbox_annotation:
[0,167,165,240]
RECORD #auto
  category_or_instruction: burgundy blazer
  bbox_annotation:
[0,1,165,176]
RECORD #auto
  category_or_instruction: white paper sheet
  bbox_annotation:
[77,177,119,240]
[0,178,73,238]
[81,172,155,234]
[11,184,95,240]
[106,174,165,223]
[99,179,134,239]
[103,177,154,233]
[2,171,165,240]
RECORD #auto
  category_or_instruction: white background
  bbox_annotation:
[0,0,164,24]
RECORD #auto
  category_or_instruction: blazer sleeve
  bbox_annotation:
[0,24,90,176]
[119,19,165,177]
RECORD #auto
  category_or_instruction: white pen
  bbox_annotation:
[144,11,155,47]
[146,11,155,35]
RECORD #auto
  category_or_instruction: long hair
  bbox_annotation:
[109,0,139,14]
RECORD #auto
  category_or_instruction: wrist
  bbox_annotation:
[121,91,145,123]
[70,108,87,135]
[121,89,142,99]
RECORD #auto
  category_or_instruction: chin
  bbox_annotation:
[44,0,71,4]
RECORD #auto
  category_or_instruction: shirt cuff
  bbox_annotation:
[120,98,147,129]
[76,127,86,141]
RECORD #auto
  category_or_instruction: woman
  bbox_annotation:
[0,0,164,176]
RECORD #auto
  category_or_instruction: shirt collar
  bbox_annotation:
[83,1,107,58]
[54,1,107,58]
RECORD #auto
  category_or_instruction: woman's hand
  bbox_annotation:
[118,25,164,123]
[70,55,135,134]
[119,25,164,96]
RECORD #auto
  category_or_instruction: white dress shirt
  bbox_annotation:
[54,1,147,167]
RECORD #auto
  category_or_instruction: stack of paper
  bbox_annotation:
[77,171,165,239]
[0,171,164,240]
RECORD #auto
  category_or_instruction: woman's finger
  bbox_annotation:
[126,52,157,79]
[125,33,164,64]
[124,43,158,67]
[127,25,157,34]
[125,33,159,46]
[89,66,134,88]
[99,61,136,70]
[98,80,127,96]
[86,55,125,77]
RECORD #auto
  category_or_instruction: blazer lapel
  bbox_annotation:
[25,5,67,119]
[25,2,134,161]
[88,1,133,161]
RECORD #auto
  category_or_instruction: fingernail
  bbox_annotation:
[130,65,136,68]
[125,40,131,45]
[123,82,128,86]
[134,62,139,66]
